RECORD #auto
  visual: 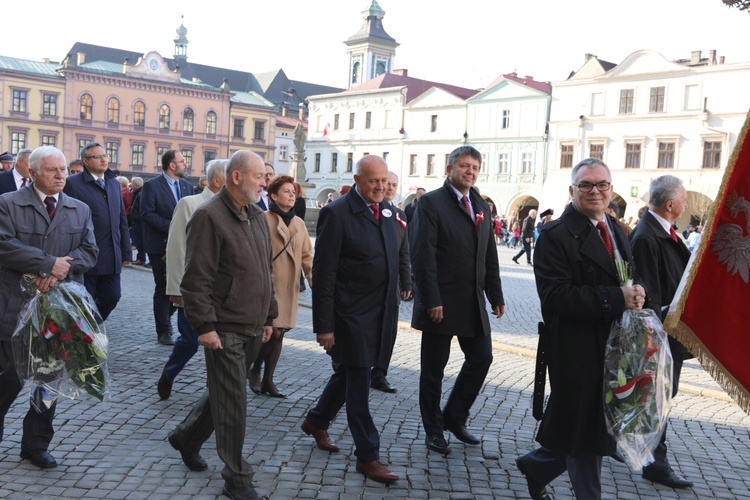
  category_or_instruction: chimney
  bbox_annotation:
[281,106,288,117]
[393,69,408,76]
[690,50,701,65]
[524,75,534,81]
[584,53,595,63]
[709,50,717,65]
[76,52,86,65]
[41,58,49,63]
[720,56,725,64]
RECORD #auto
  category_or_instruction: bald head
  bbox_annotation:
[354,155,388,204]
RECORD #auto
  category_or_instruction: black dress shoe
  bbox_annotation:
[512,256,519,264]
[425,434,450,455]
[222,482,260,500]
[516,457,551,500]
[642,465,693,488]
[445,422,480,445]
[157,369,173,400]
[168,434,208,471]
[261,381,286,398]
[20,449,57,468]
[370,378,397,393]
[157,333,174,345]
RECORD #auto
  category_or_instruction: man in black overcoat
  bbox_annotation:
[516,158,646,500]
[410,146,505,456]
[630,174,693,489]
[301,155,400,484]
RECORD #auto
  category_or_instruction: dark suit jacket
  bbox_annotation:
[533,203,637,456]
[63,168,130,275]
[391,204,412,293]
[0,169,19,195]
[140,174,194,254]
[629,210,692,360]
[312,186,399,367]
[410,180,504,337]
[521,214,536,239]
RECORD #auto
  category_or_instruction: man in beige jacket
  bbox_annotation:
[156,159,227,400]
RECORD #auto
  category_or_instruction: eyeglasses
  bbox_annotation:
[85,154,108,160]
[574,181,611,193]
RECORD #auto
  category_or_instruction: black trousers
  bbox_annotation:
[419,331,492,436]
[148,253,175,337]
[514,238,533,263]
[83,272,121,322]
[0,340,56,451]
[649,336,686,469]
[519,447,603,500]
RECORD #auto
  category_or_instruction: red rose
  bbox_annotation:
[82,334,94,344]
[60,332,73,342]
[47,320,59,335]
[62,350,71,361]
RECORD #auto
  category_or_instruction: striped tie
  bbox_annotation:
[44,196,56,219]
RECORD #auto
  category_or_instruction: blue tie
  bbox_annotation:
[96,177,105,190]
[173,182,180,202]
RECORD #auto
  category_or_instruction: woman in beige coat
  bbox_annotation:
[250,175,313,398]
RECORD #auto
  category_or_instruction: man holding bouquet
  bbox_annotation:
[0,146,98,468]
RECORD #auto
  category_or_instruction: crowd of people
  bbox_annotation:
[0,144,699,499]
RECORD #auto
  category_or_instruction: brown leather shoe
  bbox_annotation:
[301,418,340,452]
[157,369,172,400]
[356,460,399,484]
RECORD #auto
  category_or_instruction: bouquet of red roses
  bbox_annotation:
[12,278,110,411]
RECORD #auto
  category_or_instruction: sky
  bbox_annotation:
[3,0,750,90]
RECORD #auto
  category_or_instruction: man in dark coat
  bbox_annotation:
[0,149,31,195]
[516,158,646,500]
[410,146,505,456]
[370,171,412,393]
[630,174,693,489]
[140,150,195,345]
[301,155,400,484]
[404,187,425,223]
[512,209,537,265]
[63,142,131,321]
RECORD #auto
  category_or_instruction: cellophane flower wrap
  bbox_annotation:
[11,277,110,412]
[602,256,673,470]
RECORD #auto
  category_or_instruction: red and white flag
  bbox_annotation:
[665,111,750,414]
[322,123,330,140]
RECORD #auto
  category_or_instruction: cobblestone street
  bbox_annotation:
[0,244,748,499]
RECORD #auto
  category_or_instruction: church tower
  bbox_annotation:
[173,15,189,67]
[344,1,399,88]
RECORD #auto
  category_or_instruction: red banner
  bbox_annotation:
[665,111,750,414]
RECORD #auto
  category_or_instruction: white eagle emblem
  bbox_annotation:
[712,192,750,283]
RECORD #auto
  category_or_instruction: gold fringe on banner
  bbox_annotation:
[664,110,750,415]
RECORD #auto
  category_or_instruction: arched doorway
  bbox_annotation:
[685,190,714,228]
[508,195,539,227]
[610,192,627,219]
[482,195,499,217]
[316,188,337,206]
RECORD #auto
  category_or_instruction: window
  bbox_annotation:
[12,89,28,113]
[383,152,389,162]
[346,153,353,173]
[80,94,93,121]
[560,145,573,169]
[11,132,26,152]
[427,154,435,176]
[649,86,665,112]
[315,153,321,173]
[431,115,438,132]
[384,110,392,129]
[498,152,510,174]
[254,121,265,141]
[625,143,641,168]
[78,138,90,154]
[591,93,604,116]
[158,104,171,130]
[133,101,146,127]
[349,113,355,130]
[684,84,700,110]
[501,109,511,129]
[279,145,288,161]
[42,94,57,116]
[204,150,216,168]
[107,98,120,124]
[589,144,604,160]
[157,146,169,167]
[183,108,194,133]
[233,118,245,138]
[206,111,217,135]
[521,152,534,174]
[703,141,721,169]
[409,154,418,176]
[619,89,634,114]
[333,114,340,130]
[42,135,56,147]
[182,149,193,171]
[331,153,338,173]
[131,144,144,166]
[352,61,360,85]
[365,111,372,129]
[375,61,386,76]
[106,142,119,165]
[657,142,675,168]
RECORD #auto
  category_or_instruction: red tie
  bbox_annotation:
[461,195,471,216]
[44,196,56,219]
[596,221,614,259]
[21,178,27,188]
[669,227,679,242]
[370,203,380,220]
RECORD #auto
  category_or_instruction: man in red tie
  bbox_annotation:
[516,158,645,500]
[0,149,31,195]
[629,174,693,489]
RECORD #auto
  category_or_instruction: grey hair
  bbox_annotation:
[570,157,611,185]
[116,176,129,188]
[28,146,66,174]
[649,175,684,208]
[447,146,482,168]
[227,150,262,178]
[16,148,32,162]
[80,142,104,159]
[206,159,227,183]
[130,177,144,188]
